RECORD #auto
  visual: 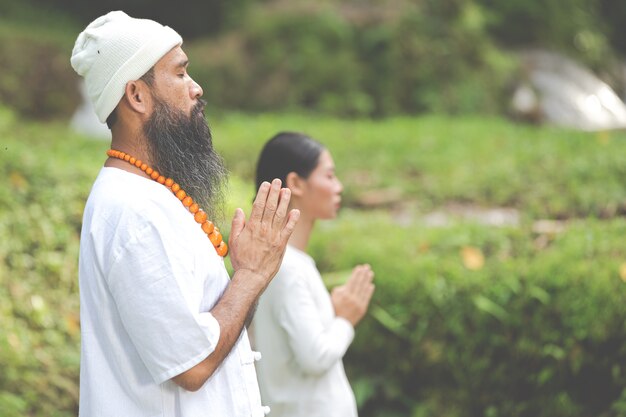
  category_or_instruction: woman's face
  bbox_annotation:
[298,149,343,220]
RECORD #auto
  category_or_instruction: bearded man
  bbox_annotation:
[71,11,299,417]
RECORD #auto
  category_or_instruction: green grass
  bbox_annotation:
[212,112,626,220]
[1,107,625,416]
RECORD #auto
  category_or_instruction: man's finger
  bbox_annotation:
[279,209,300,244]
[273,188,291,229]
[250,181,271,224]
[261,179,281,228]
[229,208,246,245]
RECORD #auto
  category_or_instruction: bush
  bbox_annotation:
[0,34,81,120]
[187,1,517,117]
[475,0,626,89]
[189,7,368,116]
[0,0,82,120]
[28,0,253,39]
[312,212,626,417]
[0,109,103,416]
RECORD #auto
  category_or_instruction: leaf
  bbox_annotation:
[542,343,566,360]
[370,305,406,337]
[538,368,554,386]
[461,246,484,270]
[351,377,376,408]
[473,295,508,321]
[528,285,550,304]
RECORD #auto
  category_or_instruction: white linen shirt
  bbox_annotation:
[252,245,358,417]
[78,167,268,417]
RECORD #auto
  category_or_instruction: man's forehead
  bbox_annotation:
[156,46,188,69]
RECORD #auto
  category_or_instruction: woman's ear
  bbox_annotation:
[286,172,306,197]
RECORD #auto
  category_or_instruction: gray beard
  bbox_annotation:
[144,97,228,220]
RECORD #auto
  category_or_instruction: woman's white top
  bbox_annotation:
[252,245,358,417]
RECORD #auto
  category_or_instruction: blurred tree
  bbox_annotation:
[598,0,626,56]
[29,0,253,38]
[476,0,626,66]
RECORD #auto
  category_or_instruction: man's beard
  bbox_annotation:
[144,97,228,220]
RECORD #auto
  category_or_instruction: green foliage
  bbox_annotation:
[0,0,80,43]
[2,111,625,416]
[211,113,626,220]
[313,213,626,417]
[0,35,81,120]
[0,0,82,122]
[213,112,626,416]
[188,1,517,117]
[4,0,626,120]
[0,0,82,120]
[598,0,626,56]
[0,107,106,416]
[27,0,254,39]
[476,0,624,72]
[188,7,367,116]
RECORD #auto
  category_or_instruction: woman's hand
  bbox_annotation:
[331,264,375,326]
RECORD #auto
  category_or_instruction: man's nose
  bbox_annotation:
[190,78,203,99]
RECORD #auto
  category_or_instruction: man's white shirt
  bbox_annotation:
[78,167,268,417]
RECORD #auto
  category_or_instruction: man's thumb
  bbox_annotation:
[230,208,246,244]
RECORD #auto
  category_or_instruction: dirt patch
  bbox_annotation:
[422,203,521,227]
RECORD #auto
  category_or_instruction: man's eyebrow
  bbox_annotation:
[176,59,189,69]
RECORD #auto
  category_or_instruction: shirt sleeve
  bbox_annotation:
[106,219,220,385]
[276,271,355,376]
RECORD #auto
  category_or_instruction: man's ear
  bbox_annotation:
[286,172,306,197]
[123,80,151,115]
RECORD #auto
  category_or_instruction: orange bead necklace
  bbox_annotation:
[107,149,228,257]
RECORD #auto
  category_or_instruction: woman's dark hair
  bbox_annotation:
[255,131,325,191]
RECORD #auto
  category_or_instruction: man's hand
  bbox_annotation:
[172,179,298,391]
[331,264,375,326]
[228,179,300,289]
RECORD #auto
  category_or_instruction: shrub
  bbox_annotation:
[187,1,517,117]
[28,0,253,39]
[0,34,81,120]
[312,212,626,417]
[189,7,368,116]
[0,110,104,416]
[0,0,82,121]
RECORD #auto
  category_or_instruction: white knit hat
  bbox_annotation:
[70,11,182,123]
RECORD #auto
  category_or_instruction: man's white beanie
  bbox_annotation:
[70,11,182,123]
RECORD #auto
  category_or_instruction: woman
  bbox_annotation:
[252,131,375,417]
